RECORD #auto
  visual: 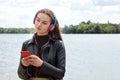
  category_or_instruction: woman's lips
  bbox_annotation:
[37,27,41,30]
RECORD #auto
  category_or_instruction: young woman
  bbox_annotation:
[17,8,66,80]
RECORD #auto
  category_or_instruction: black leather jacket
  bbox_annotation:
[17,34,66,80]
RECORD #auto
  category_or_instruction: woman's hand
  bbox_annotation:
[21,57,31,67]
[21,55,43,67]
[27,55,43,67]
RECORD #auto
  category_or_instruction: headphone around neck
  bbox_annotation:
[33,12,57,32]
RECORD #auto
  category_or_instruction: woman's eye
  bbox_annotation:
[43,22,47,25]
[37,19,40,22]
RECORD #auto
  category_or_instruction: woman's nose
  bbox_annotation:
[38,22,41,26]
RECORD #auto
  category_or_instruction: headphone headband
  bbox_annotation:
[53,15,57,27]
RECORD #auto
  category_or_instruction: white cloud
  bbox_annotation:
[0,0,120,28]
[93,0,120,6]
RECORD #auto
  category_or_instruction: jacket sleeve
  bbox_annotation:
[38,40,66,79]
[17,42,28,79]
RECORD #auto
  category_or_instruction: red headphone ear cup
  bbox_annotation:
[49,24,55,31]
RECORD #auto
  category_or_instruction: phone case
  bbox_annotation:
[21,51,31,57]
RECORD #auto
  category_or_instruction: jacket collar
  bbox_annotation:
[27,33,56,45]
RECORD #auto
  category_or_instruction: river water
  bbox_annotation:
[0,34,120,80]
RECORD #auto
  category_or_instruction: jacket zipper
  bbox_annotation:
[34,38,50,77]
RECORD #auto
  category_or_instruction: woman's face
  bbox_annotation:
[34,13,51,36]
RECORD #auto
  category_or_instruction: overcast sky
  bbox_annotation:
[0,0,120,28]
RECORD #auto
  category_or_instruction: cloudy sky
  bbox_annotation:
[0,0,120,28]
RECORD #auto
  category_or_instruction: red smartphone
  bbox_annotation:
[21,51,31,57]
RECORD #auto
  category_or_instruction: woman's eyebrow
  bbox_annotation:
[36,17,48,22]
[36,17,40,19]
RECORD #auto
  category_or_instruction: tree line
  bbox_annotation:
[62,21,120,34]
[0,21,120,34]
[0,27,34,33]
